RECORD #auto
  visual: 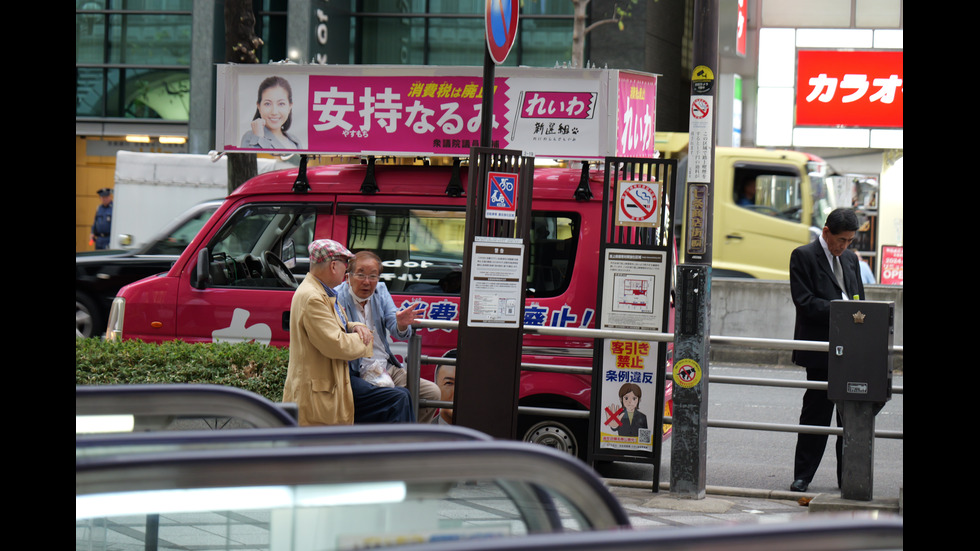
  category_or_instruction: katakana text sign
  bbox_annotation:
[796,50,903,128]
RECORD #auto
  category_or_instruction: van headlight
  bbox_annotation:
[105,297,125,341]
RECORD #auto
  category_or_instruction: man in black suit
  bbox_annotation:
[788,208,865,493]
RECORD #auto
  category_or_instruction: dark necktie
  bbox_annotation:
[833,256,847,298]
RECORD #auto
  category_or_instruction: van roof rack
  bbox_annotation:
[360,156,378,194]
[445,157,464,197]
[574,161,593,201]
[291,155,310,193]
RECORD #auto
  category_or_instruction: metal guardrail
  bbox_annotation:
[75,384,299,430]
[406,320,903,440]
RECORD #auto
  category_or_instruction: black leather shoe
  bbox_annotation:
[790,479,809,492]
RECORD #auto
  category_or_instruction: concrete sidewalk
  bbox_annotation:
[603,479,903,530]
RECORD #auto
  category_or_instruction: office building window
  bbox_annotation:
[75,1,288,121]
[76,1,193,120]
[255,0,289,63]
[353,0,574,67]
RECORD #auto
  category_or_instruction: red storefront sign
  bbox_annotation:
[879,245,903,286]
[736,0,747,56]
[796,50,903,128]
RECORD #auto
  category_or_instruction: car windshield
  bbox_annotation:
[143,206,219,255]
[211,205,314,260]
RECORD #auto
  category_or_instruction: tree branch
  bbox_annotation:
[584,16,622,35]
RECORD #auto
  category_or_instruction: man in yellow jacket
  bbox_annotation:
[283,239,414,425]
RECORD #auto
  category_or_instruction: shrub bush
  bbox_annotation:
[75,338,289,402]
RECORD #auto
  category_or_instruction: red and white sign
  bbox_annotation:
[485,171,518,220]
[879,245,903,286]
[736,0,747,57]
[486,0,520,64]
[796,50,903,128]
[691,98,710,120]
[616,180,662,228]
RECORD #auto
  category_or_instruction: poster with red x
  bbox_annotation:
[599,339,658,452]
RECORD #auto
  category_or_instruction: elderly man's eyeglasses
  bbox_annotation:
[351,273,379,281]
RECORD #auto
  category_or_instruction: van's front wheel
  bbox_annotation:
[519,418,587,460]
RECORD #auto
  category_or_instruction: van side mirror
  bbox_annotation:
[194,248,210,289]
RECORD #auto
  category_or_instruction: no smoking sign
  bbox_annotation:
[691,98,710,119]
[616,180,662,228]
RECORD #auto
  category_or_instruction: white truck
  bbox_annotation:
[109,151,288,250]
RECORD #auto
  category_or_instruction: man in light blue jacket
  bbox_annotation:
[336,251,441,423]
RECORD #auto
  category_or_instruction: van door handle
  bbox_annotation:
[725,233,743,240]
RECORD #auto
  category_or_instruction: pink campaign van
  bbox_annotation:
[109,162,668,454]
[107,64,673,458]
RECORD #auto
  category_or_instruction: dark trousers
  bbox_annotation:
[350,369,416,423]
[793,368,842,485]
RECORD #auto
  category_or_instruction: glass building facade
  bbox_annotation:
[76,1,194,121]
[76,1,575,125]
[353,1,574,67]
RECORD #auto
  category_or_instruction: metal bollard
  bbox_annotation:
[828,300,894,501]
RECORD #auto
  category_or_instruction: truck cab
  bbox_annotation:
[107,160,668,458]
[670,137,835,279]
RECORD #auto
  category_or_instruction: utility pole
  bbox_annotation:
[670,0,718,500]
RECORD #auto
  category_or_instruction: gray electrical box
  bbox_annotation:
[828,301,894,403]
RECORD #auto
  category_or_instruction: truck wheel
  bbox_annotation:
[520,418,586,460]
[76,292,101,339]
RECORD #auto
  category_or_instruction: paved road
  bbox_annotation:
[596,363,904,500]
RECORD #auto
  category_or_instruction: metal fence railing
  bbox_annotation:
[405,320,903,440]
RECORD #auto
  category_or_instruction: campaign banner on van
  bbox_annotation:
[616,72,657,158]
[216,64,657,160]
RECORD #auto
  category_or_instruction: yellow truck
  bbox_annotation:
[660,133,838,280]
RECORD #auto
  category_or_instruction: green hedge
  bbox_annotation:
[75,338,289,402]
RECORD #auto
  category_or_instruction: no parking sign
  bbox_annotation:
[486,0,520,64]
[616,180,662,228]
